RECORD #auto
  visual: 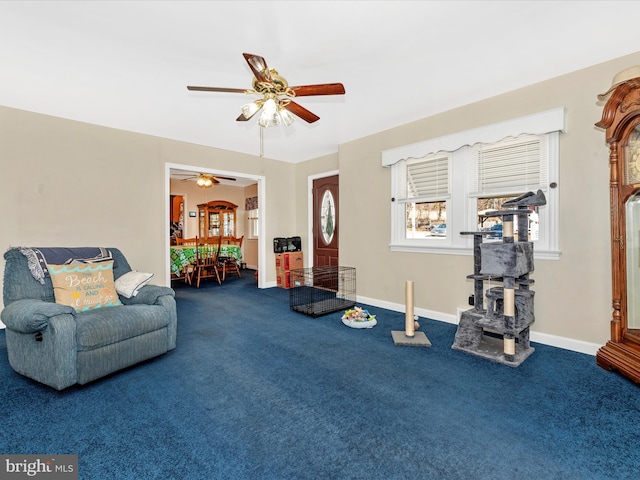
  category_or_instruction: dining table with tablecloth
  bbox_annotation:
[169,245,242,276]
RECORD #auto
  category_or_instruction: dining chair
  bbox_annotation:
[175,237,198,246]
[202,236,221,246]
[195,237,222,287]
[219,235,243,280]
[172,236,199,284]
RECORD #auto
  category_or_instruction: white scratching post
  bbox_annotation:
[405,280,415,337]
[392,281,431,347]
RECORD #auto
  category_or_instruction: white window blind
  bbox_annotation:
[468,134,549,196]
[404,156,449,202]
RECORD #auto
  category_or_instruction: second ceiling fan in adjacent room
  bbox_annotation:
[174,172,236,189]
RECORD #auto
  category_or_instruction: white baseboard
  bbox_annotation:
[528,331,599,356]
[357,295,459,325]
[355,295,600,356]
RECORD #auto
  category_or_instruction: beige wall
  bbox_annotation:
[0,106,294,311]
[326,50,640,350]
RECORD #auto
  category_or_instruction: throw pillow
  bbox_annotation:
[115,271,154,298]
[48,261,122,312]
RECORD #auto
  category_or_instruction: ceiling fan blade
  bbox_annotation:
[214,176,237,182]
[187,86,247,93]
[290,83,346,97]
[243,53,272,83]
[284,101,320,123]
[236,112,252,122]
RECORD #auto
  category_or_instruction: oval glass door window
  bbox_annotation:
[320,189,335,244]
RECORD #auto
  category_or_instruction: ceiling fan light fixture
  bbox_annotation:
[258,98,281,128]
[258,112,280,128]
[241,101,260,119]
[262,98,277,116]
[196,174,214,188]
[279,107,295,126]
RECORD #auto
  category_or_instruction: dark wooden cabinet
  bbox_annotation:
[198,200,237,240]
[169,195,184,245]
[596,72,640,382]
[170,195,183,223]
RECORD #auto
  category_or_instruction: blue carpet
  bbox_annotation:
[1,272,639,479]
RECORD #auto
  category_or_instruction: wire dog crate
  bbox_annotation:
[289,266,356,317]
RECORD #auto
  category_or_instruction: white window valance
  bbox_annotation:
[381,107,566,167]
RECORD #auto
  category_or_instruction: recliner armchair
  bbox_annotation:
[1,247,177,390]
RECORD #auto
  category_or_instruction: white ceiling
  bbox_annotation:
[2,1,639,164]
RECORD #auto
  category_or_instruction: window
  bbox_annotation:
[403,155,450,238]
[384,109,564,259]
[406,201,447,239]
[247,208,259,239]
[470,134,550,244]
[245,195,259,239]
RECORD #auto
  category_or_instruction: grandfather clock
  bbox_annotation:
[596,66,640,382]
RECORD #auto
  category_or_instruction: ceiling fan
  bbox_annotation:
[187,53,345,128]
[174,172,236,188]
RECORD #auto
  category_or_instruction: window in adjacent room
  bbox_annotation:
[245,195,259,239]
[247,208,259,239]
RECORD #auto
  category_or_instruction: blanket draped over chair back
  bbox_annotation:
[18,247,113,284]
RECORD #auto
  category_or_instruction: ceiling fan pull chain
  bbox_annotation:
[260,126,264,158]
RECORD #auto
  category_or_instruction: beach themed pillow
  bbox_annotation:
[115,271,154,298]
[48,261,122,312]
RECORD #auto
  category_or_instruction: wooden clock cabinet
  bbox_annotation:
[596,70,640,382]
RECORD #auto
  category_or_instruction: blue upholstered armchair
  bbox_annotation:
[1,247,177,390]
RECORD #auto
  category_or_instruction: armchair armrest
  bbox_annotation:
[119,285,177,350]
[0,299,75,334]
[119,285,175,306]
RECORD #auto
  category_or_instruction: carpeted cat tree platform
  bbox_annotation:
[452,190,545,366]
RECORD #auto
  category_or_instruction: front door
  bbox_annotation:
[313,175,339,267]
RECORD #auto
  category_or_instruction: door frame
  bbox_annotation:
[165,162,267,288]
[307,170,339,266]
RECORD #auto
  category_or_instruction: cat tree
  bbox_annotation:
[452,190,545,366]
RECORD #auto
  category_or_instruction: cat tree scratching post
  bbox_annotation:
[452,190,545,366]
[391,280,431,347]
[501,213,516,363]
